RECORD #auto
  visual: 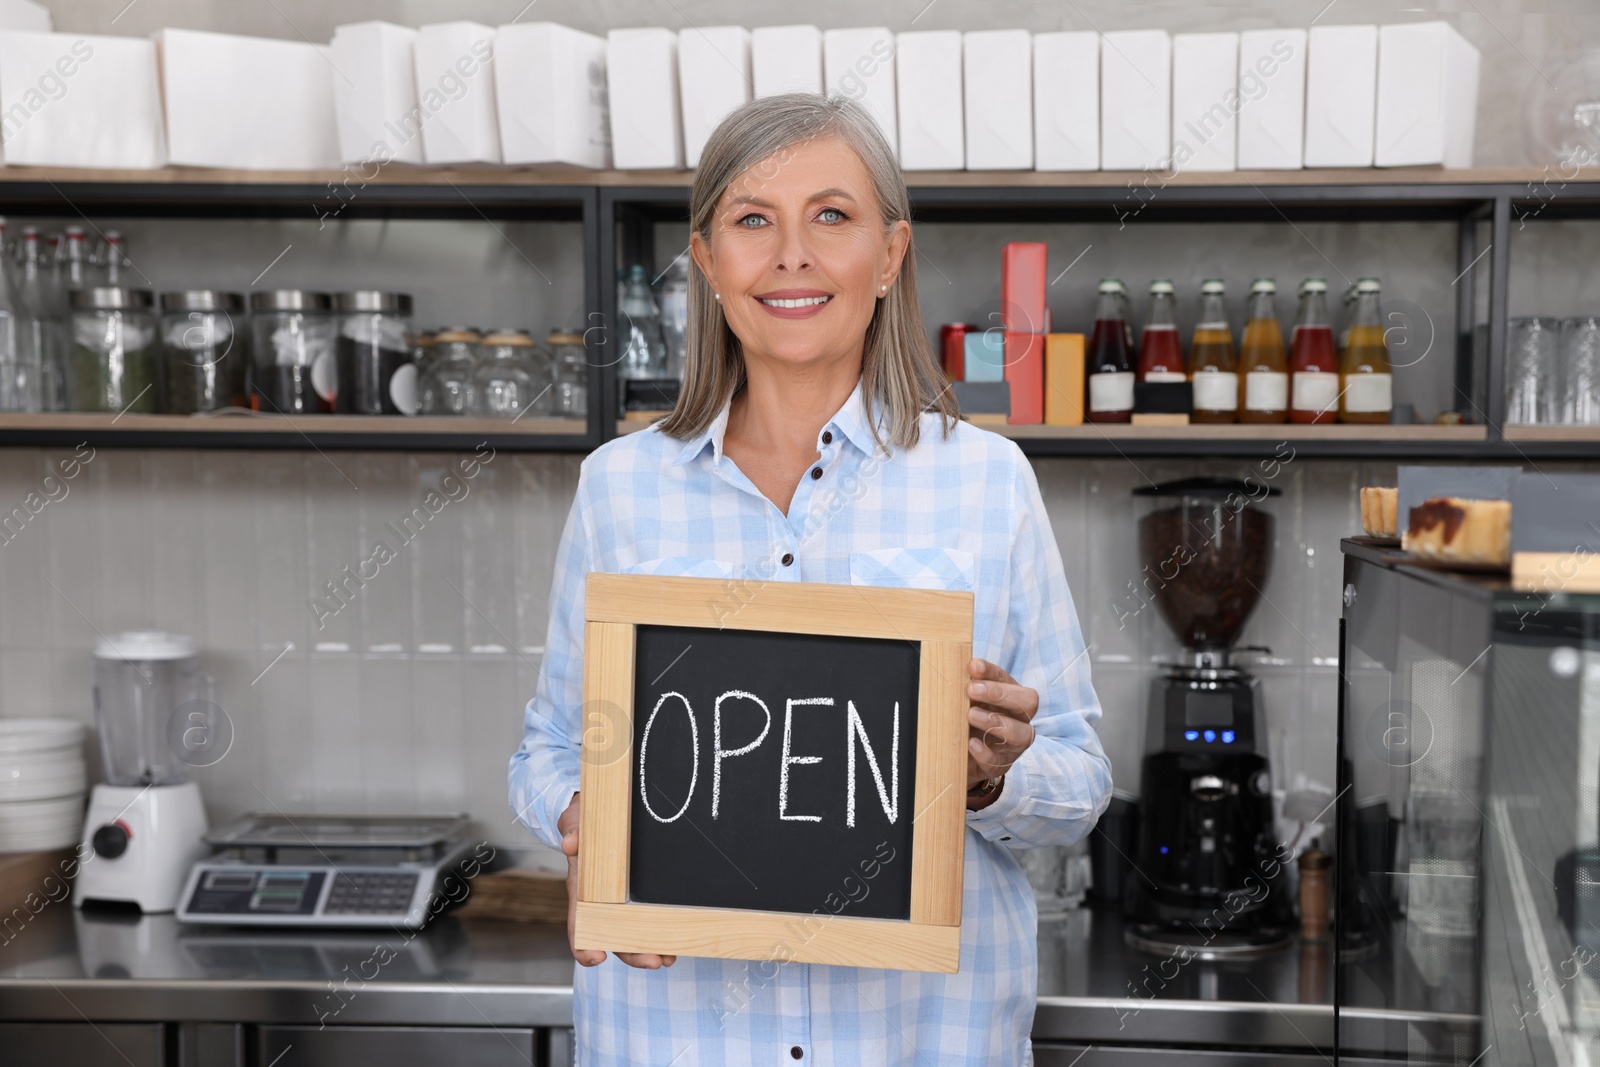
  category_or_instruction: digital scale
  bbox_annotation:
[176,814,477,929]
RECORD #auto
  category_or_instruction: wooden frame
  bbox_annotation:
[573,573,973,973]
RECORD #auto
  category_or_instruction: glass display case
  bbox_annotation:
[1337,537,1600,1065]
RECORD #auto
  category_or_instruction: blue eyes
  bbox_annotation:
[818,207,846,223]
[735,208,849,228]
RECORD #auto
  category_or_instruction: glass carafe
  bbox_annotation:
[92,632,213,787]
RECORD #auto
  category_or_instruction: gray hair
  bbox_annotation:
[655,92,958,452]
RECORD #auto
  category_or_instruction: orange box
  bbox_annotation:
[1045,333,1085,426]
[1003,332,1043,424]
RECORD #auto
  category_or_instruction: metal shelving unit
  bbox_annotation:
[0,165,1591,457]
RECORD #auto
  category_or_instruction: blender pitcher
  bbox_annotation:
[92,631,213,786]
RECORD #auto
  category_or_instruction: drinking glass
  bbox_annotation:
[1505,316,1560,424]
[1561,316,1600,424]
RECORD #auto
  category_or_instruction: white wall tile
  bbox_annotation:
[199,453,260,653]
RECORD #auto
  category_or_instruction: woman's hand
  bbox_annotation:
[559,794,676,970]
[966,658,1038,809]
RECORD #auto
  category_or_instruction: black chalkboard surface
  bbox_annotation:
[628,624,920,921]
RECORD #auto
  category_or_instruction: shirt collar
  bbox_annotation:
[671,378,889,468]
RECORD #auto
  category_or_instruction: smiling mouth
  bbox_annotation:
[757,296,832,308]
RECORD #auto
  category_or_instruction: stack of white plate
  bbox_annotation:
[0,719,86,851]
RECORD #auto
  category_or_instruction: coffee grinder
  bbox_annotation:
[1124,478,1295,955]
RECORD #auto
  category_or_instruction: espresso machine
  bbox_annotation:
[1123,478,1296,955]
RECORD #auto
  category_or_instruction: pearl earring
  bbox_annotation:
[714,293,721,301]
[880,284,887,292]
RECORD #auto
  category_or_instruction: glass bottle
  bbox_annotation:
[417,328,480,415]
[1137,279,1184,383]
[97,231,131,287]
[14,228,50,412]
[1189,279,1237,424]
[657,257,689,380]
[547,329,589,418]
[1237,278,1288,423]
[0,232,17,412]
[471,329,544,418]
[619,264,668,380]
[1339,278,1393,424]
[1086,278,1134,423]
[46,228,91,412]
[1288,279,1338,424]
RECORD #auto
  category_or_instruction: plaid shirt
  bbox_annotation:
[509,379,1112,1066]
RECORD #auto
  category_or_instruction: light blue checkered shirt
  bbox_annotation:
[509,379,1112,1066]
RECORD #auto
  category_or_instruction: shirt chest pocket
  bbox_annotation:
[618,556,737,580]
[847,547,975,592]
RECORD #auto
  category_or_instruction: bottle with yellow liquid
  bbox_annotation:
[1237,278,1287,423]
[1189,279,1237,424]
[1338,278,1393,424]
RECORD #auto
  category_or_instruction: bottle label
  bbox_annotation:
[311,351,338,402]
[389,363,419,416]
[1191,370,1238,411]
[1244,371,1288,411]
[1088,371,1134,412]
[1343,373,1392,414]
[1292,371,1339,413]
[1143,371,1185,383]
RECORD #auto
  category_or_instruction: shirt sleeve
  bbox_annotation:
[507,466,593,852]
[965,448,1113,849]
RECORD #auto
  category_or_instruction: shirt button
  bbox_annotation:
[810,467,822,480]
[781,553,794,567]
[1001,836,1012,842]
[790,1047,804,1060]
[821,431,833,445]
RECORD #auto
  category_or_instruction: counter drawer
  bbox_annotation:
[259,1024,537,1067]
[1032,1045,1334,1066]
[0,1022,166,1066]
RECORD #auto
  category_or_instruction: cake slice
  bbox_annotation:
[1360,486,1398,537]
[1403,497,1512,566]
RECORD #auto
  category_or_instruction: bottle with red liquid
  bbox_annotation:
[1137,279,1184,383]
[1288,278,1338,424]
[1087,279,1135,423]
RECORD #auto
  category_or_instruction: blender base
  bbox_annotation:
[74,781,208,913]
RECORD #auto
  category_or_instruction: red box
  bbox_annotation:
[1004,331,1044,424]
[1001,242,1049,334]
[939,323,969,379]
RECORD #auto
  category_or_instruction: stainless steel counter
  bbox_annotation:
[0,902,1332,1051]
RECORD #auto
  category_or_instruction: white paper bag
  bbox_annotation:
[895,31,962,171]
[607,28,681,169]
[494,22,609,168]
[0,32,164,168]
[330,21,422,166]
[1237,29,1306,170]
[1171,33,1237,172]
[1034,31,1097,172]
[0,1,48,32]
[156,29,339,169]
[824,27,896,154]
[679,26,750,168]
[413,22,500,164]
[1304,25,1377,168]
[1100,30,1170,170]
[965,30,1031,170]
[1375,21,1479,168]
[752,25,822,98]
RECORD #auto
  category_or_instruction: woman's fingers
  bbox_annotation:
[967,706,1034,775]
[616,952,677,968]
[966,660,1038,724]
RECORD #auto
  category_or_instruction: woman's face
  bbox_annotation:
[690,134,910,374]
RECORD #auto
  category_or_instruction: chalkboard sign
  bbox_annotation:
[573,573,973,973]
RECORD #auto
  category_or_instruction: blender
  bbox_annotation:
[1123,478,1296,956]
[74,632,211,913]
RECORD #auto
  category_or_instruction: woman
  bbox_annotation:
[509,93,1112,1066]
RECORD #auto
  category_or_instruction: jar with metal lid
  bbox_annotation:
[248,290,335,415]
[418,328,480,415]
[471,329,548,418]
[159,290,246,414]
[69,288,158,413]
[546,329,588,418]
[334,291,416,416]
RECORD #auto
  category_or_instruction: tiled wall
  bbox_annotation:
[0,441,1384,863]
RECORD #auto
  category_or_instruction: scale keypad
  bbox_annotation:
[323,872,420,915]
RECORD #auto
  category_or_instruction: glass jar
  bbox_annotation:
[159,290,246,414]
[418,328,480,415]
[547,329,588,418]
[248,290,335,415]
[471,329,547,418]
[69,288,158,413]
[334,291,416,415]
